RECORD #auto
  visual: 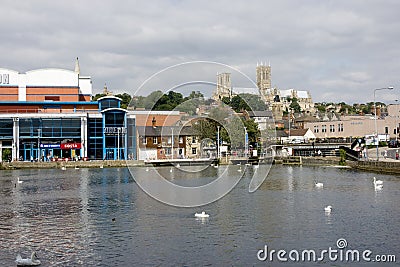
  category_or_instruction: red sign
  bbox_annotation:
[60,143,82,149]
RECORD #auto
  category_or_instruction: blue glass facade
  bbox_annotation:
[0,96,137,161]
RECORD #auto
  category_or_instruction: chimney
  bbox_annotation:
[152,117,156,128]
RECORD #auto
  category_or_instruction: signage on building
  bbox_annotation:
[60,143,82,149]
[0,74,10,84]
[104,127,127,135]
[40,143,60,148]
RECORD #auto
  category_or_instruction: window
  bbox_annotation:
[165,148,171,155]
[385,126,389,134]
[330,125,335,132]
[322,125,326,133]
[153,137,158,144]
[192,148,197,155]
[142,137,147,144]
[192,137,197,144]
[314,126,319,133]
[179,137,183,143]
[338,123,344,132]
[167,137,172,144]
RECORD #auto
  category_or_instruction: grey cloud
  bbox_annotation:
[0,0,399,103]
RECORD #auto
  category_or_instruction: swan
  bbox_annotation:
[61,166,66,171]
[324,205,332,213]
[170,167,173,173]
[75,166,79,170]
[237,167,242,172]
[145,167,149,172]
[195,211,209,218]
[315,182,323,188]
[213,164,218,168]
[374,183,383,190]
[16,251,41,266]
[373,177,383,186]
[100,165,104,169]
[176,163,180,168]
[17,177,23,184]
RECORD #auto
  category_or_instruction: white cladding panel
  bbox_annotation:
[25,69,78,86]
[0,68,19,86]
[79,76,92,95]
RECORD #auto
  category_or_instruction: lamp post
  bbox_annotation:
[244,127,248,158]
[117,127,120,160]
[217,125,220,159]
[37,129,41,161]
[171,127,174,160]
[374,86,394,161]
[396,99,399,142]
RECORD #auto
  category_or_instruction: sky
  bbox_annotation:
[1,0,399,104]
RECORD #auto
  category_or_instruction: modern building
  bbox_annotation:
[0,60,137,162]
[304,104,400,140]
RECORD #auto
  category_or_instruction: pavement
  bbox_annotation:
[361,146,400,162]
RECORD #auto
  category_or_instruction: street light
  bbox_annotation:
[396,99,398,142]
[374,86,394,161]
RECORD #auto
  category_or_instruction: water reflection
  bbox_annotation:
[0,166,399,266]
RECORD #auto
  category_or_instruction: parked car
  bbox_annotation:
[388,140,399,148]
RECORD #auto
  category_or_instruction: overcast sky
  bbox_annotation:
[1,0,399,103]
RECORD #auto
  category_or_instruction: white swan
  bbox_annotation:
[17,177,23,184]
[195,211,209,218]
[100,165,104,169]
[373,177,383,186]
[170,167,173,173]
[16,251,41,266]
[61,166,66,171]
[145,167,149,172]
[315,182,324,188]
[324,205,332,213]
[374,184,383,190]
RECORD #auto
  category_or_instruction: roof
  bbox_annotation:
[137,126,196,136]
[247,110,273,118]
[288,128,310,137]
[275,130,288,137]
[294,115,319,123]
[97,95,122,101]
[0,101,98,105]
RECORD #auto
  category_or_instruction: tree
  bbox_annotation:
[144,91,163,110]
[289,97,301,113]
[244,119,260,144]
[92,93,106,101]
[115,93,132,109]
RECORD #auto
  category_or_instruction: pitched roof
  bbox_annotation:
[288,128,310,137]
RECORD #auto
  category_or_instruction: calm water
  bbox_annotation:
[0,165,399,266]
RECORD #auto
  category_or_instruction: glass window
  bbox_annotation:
[192,148,197,154]
[153,137,158,144]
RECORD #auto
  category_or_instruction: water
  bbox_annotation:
[0,165,399,266]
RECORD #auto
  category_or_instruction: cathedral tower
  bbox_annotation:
[256,62,271,96]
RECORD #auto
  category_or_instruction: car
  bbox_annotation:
[388,140,399,148]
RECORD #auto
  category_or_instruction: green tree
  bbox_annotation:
[289,97,301,113]
[144,91,163,110]
[115,93,132,109]
[244,119,260,144]
[92,93,106,101]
